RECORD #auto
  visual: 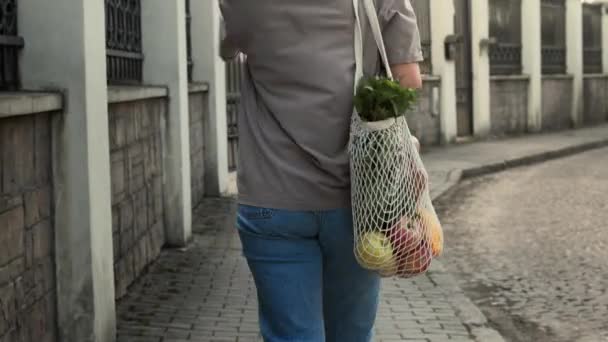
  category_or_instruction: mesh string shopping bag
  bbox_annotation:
[350,0,444,278]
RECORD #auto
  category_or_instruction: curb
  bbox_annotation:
[460,138,608,179]
[429,186,505,342]
[427,137,608,342]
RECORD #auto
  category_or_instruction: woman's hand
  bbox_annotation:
[391,63,422,89]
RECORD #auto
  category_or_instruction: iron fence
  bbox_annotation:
[489,0,522,75]
[105,0,143,83]
[0,0,23,90]
[541,0,566,74]
[411,0,431,74]
[583,4,603,74]
[186,0,193,81]
[226,54,245,171]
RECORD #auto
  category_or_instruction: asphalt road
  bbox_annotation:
[435,147,608,342]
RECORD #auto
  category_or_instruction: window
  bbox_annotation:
[583,4,602,74]
[105,0,143,83]
[0,0,23,90]
[489,0,522,75]
[226,55,244,171]
[541,0,566,74]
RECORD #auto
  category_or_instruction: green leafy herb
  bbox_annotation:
[354,76,418,122]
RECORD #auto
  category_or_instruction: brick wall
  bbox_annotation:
[542,77,573,131]
[408,79,441,146]
[189,91,208,208]
[583,76,608,125]
[0,113,57,342]
[490,78,529,136]
[109,98,166,299]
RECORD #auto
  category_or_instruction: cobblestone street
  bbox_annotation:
[436,147,608,342]
[116,198,475,342]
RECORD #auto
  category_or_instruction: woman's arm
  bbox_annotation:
[378,0,424,89]
[392,62,422,89]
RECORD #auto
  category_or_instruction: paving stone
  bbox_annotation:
[0,206,24,265]
[117,198,475,342]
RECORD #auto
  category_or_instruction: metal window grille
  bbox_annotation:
[226,54,245,171]
[105,0,143,83]
[541,0,566,74]
[186,0,193,81]
[583,4,602,74]
[489,0,522,75]
[411,0,432,74]
[0,0,23,90]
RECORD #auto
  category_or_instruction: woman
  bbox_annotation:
[220,1,423,341]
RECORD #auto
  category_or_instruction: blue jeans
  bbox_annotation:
[236,205,381,342]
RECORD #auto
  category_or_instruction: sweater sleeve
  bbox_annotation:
[219,0,242,60]
[377,0,424,65]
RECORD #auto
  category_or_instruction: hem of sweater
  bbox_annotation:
[237,192,352,211]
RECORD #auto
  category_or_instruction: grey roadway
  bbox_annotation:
[437,147,608,342]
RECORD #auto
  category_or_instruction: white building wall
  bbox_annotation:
[191,0,230,196]
[18,0,116,341]
[602,4,608,73]
[141,0,193,247]
[566,0,584,126]
[522,0,543,131]
[430,0,458,144]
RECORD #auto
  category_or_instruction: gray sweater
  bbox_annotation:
[220,0,423,210]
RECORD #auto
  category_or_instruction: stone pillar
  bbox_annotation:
[522,0,543,131]
[430,0,458,144]
[603,4,608,73]
[141,0,192,246]
[18,0,116,341]
[566,0,584,126]
[190,0,230,196]
[470,0,492,136]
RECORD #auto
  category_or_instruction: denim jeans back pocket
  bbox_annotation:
[236,205,319,240]
[239,205,275,220]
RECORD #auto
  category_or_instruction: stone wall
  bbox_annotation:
[542,77,574,131]
[189,89,208,208]
[582,75,608,125]
[109,98,166,299]
[408,79,441,146]
[0,112,57,342]
[489,77,529,136]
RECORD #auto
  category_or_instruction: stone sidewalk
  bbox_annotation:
[117,198,479,342]
[116,124,608,342]
[423,124,608,200]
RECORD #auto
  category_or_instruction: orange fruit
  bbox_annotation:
[418,208,443,257]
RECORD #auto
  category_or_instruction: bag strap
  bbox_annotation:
[361,0,393,80]
[353,0,394,86]
[353,0,364,92]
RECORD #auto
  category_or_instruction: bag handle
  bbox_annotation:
[362,0,393,80]
[353,0,394,84]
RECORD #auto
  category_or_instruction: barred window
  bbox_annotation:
[105,0,143,83]
[226,55,244,171]
[489,0,522,75]
[541,0,566,74]
[0,0,23,90]
[583,4,603,74]
[411,0,432,74]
